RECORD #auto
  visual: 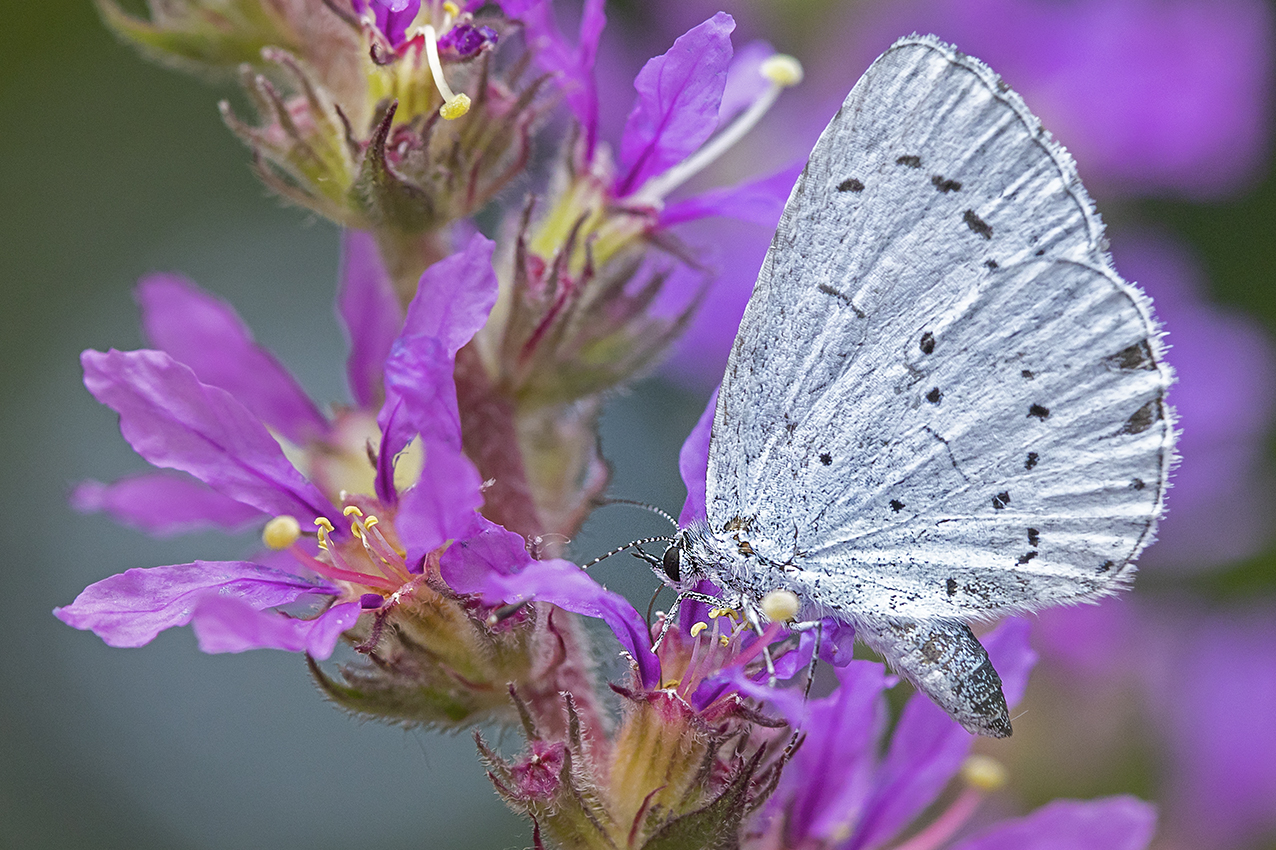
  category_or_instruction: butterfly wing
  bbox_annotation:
[706,34,1174,623]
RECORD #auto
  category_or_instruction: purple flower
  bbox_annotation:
[56,231,500,658]
[752,619,1155,850]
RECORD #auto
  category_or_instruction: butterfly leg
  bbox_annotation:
[856,618,1011,738]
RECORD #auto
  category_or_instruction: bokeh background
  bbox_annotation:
[3,1,1275,848]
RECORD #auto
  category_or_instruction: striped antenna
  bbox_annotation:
[579,535,673,570]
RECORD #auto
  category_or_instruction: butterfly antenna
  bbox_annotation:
[598,497,680,530]
[579,535,673,570]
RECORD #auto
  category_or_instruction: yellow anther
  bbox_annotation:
[760,589,801,623]
[262,515,302,550]
[314,516,335,550]
[760,54,804,88]
[440,94,471,119]
[364,516,379,529]
[719,635,731,647]
[343,505,365,518]
[961,755,1008,792]
[690,622,709,637]
[442,1,460,16]
[662,678,681,689]
[423,24,471,120]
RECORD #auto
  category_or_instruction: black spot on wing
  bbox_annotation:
[896,154,922,168]
[1119,400,1161,435]
[1028,404,1050,420]
[1107,340,1156,371]
[1021,369,1034,379]
[838,178,865,193]
[1027,528,1040,547]
[1034,248,1045,256]
[985,259,999,270]
[819,452,832,466]
[926,387,942,404]
[931,175,962,193]
[992,491,1011,510]
[1131,478,1146,491]
[1017,551,1038,565]
[920,331,936,354]
[963,209,992,239]
[946,578,958,596]
[1025,452,1039,470]
[890,499,905,513]
[1100,560,1115,573]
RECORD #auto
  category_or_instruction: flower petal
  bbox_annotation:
[374,336,457,503]
[849,618,1037,850]
[53,560,334,648]
[136,273,329,444]
[70,472,264,536]
[395,436,485,558]
[82,348,339,523]
[191,596,361,658]
[402,233,499,357]
[951,796,1156,850]
[659,162,802,227]
[373,235,498,502]
[617,12,736,195]
[762,662,889,846]
[678,386,718,525]
[338,229,403,409]
[441,517,661,686]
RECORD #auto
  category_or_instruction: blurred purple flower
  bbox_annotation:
[56,232,500,657]
[1146,604,1276,849]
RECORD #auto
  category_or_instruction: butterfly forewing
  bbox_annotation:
[706,35,1173,622]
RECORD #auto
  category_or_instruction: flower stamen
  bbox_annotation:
[423,24,471,119]
[888,756,1007,850]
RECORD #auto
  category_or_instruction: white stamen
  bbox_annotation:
[423,24,471,119]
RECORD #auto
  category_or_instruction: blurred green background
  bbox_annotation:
[3,2,1274,848]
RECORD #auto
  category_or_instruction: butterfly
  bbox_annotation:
[659,34,1175,737]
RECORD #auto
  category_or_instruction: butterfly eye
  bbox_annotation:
[661,544,681,583]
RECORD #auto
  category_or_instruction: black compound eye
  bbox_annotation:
[662,544,681,583]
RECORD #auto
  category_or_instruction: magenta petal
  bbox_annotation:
[53,561,334,648]
[781,662,889,846]
[71,472,263,536]
[395,436,485,558]
[441,517,661,686]
[192,597,361,658]
[373,336,456,502]
[678,387,718,525]
[659,163,802,227]
[952,796,1156,850]
[82,348,339,522]
[617,12,736,195]
[136,274,329,445]
[850,618,1037,850]
[403,233,499,357]
[338,230,403,409]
